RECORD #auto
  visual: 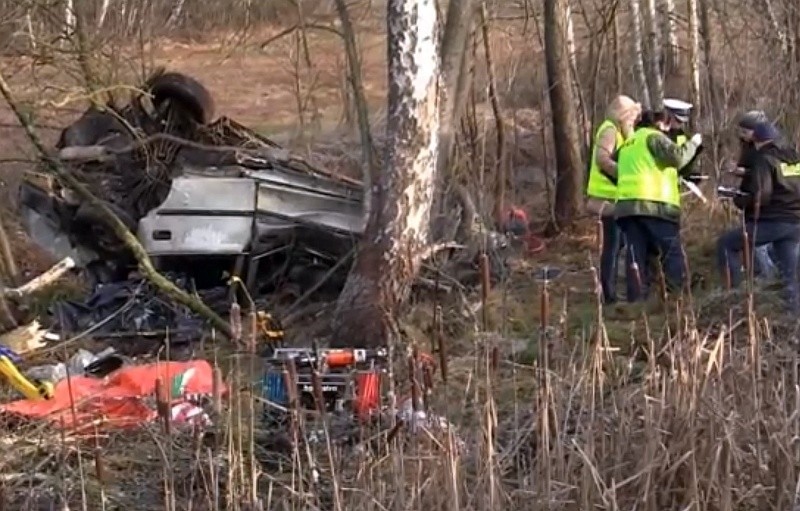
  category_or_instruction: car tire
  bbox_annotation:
[146,72,216,125]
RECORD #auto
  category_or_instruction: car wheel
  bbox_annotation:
[146,72,216,125]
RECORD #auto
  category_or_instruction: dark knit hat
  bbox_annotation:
[752,121,780,142]
[738,110,768,130]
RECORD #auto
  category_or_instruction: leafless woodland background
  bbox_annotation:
[2,0,800,509]
[5,0,800,200]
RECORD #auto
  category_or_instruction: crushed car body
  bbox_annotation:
[18,69,366,295]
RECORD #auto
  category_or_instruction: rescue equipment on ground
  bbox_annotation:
[260,347,389,423]
[0,345,54,401]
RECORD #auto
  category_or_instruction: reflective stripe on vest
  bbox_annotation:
[586,120,624,200]
[616,127,681,207]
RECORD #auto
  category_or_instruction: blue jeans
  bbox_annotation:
[600,215,624,303]
[617,216,685,302]
[754,244,778,279]
[716,221,800,311]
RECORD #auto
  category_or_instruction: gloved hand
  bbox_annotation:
[685,174,706,184]
[690,133,703,146]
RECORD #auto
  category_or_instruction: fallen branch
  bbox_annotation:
[0,212,19,285]
[3,257,76,300]
[0,71,234,340]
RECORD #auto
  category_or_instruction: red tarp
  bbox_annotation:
[0,360,224,431]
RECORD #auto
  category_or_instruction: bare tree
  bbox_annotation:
[697,0,716,107]
[643,0,664,108]
[436,0,478,178]
[687,0,701,119]
[629,0,651,108]
[333,0,376,217]
[332,0,440,348]
[544,0,584,230]
[661,0,679,71]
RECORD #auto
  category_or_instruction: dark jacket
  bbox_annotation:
[734,142,800,222]
[737,139,758,169]
[738,134,794,170]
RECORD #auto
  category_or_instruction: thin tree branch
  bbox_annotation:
[0,70,234,340]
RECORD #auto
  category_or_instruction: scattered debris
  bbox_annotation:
[1,359,223,431]
[0,321,52,354]
[26,346,123,383]
[44,272,228,341]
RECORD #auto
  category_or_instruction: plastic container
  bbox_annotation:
[262,371,288,406]
[353,371,381,421]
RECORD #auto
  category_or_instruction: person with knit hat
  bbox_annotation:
[716,121,800,312]
[728,110,779,279]
[732,110,770,173]
[585,94,642,304]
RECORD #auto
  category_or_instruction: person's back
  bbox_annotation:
[616,112,699,222]
[718,121,800,312]
[749,143,800,221]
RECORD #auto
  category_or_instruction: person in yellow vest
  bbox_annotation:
[615,110,702,302]
[663,98,704,179]
[585,95,641,304]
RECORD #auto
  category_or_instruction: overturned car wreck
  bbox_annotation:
[20,70,369,299]
[18,70,515,339]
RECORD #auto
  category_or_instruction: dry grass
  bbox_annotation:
[2,214,798,510]
[0,260,800,510]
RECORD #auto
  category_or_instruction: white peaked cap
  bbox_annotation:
[663,98,693,111]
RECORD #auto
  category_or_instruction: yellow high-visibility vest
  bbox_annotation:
[616,127,680,207]
[586,119,625,200]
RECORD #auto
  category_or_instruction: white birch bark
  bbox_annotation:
[643,0,664,108]
[687,0,701,117]
[662,0,679,68]
[629,0,651,108]
[332,0,441,348]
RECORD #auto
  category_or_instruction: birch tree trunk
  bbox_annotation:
[661,0,679,72]
[643,0,664,109]
[544,0,584,230]
[166,0,187,28]
[97,0,111,29]
[629,0,651,108]
[761,0,788,55]
[612,10,622,92]
[64,0,76,39]
[565,0,589,155]
[698,0,716,114]
[687,0,701,120]
[332,0,440,348]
